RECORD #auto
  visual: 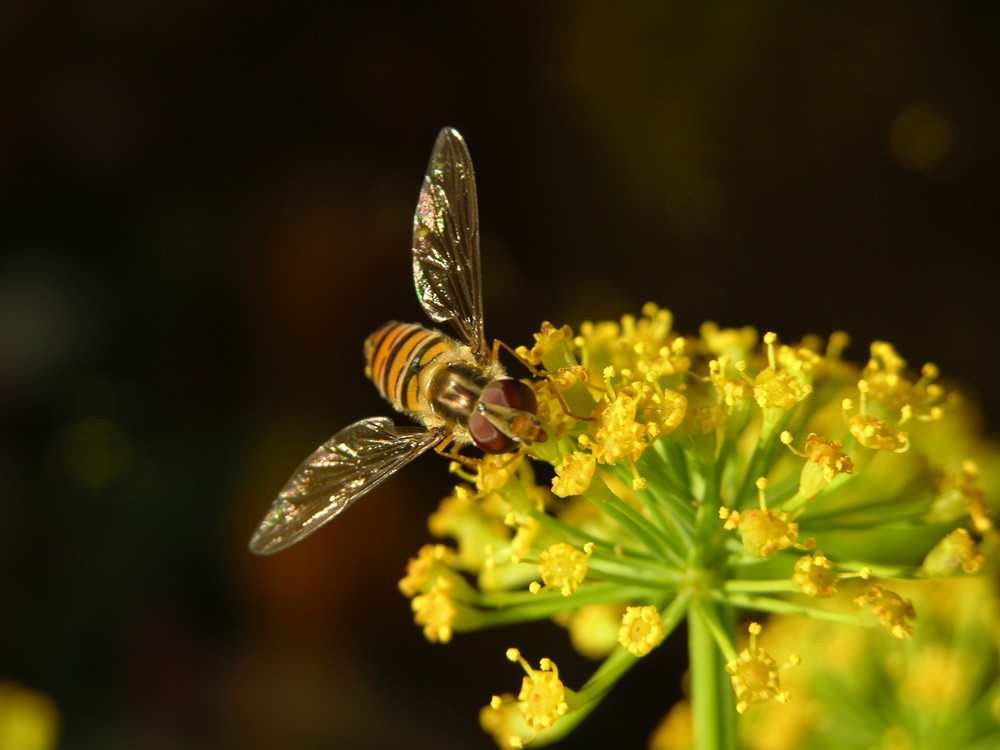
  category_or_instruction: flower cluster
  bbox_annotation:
[397,304,998,748]
[731,576,1000,750]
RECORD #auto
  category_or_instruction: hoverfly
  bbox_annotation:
[249,128,547,555]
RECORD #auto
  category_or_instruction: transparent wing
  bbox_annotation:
[249,417,444,555]
[412,127,487,359]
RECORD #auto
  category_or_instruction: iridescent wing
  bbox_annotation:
[249,417,445,555]
[412,127,487,360]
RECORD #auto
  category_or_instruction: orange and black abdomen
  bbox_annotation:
[364,322,460,414]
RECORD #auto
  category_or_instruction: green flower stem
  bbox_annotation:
[587,551,683,583]
[688,599,737,750]
[721,591,866,625]
[653,437,693,495]
[525,507,645,559]
[585,475,680,565]
[627,470,678,540]
[723,579,798,593]
[734,413,793,509]
[833,561,916,578]
[636,456,698,537]
[644,485,697,549]
[692,455,723,551]
[467,584,652,624]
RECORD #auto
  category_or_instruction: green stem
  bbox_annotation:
[585,475,679,564]
[469,582,649,614]
[527,507,654,562]
[724,579,797,593]
[720,592,866,626]
[688,600,737,750]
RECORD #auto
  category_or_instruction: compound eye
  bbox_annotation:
[469,412,517,454]
[480,379,537,413]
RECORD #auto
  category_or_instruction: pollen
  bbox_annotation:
[505,649,571,732]
[793,552,839,598]
[551,451,597,498]
[725,622,797,714]
[855,585,917,638]
[534,542,594,596]
[617,605,665,657]
[411,576,456,643]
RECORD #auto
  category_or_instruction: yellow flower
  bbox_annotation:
[477,453,525,495]
[480,693,534,749]
[700,321,757,360]
[919,528,985,576]
[501,649,572,733]
[847,412,910,452]
[532,542,594,596]
[793,552,839,598]
[618,605,665,657]
[399,543,456,597]
[563,603,625,660]
[389,302,996,747]
[516,321,575,366]
[684,401,728,435]
[782,431,854,498]
[855,585,916,638]
[551,451,596,498]
[747,333,813,411]
[926,460,994,535]
[753,367,810,410]
[639,385,687,439]
[725,622,799,714]
[721,498,799,558]
[411,576,456,643]
[530,379,580,441]
[709,367,755,410]
[586,390,648,465]
[428,485,510,574]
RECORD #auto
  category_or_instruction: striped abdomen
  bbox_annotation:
[364,322,470,417]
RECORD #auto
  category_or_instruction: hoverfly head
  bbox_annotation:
[469,379,547,454]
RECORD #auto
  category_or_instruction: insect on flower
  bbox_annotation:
[249,128,547,554]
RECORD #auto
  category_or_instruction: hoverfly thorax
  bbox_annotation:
[422,360,489,423]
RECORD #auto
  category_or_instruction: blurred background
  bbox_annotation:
[2,3,998,749]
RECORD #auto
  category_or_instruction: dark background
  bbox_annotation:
[2,3,997,749]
